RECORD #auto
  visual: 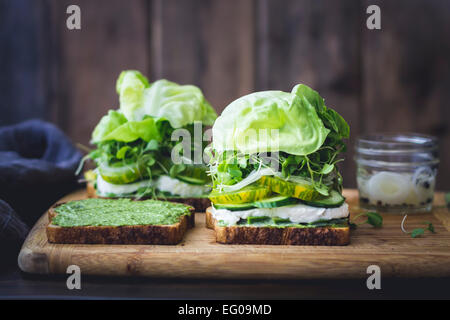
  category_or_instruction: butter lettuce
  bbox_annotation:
[212,90,330,155]
[92,71,217,143]
[209,84,349,196]
[117,71,216,128]
[92,110,160,143]
[116,71,150,121]
[292,84,349,140]
[116,70,150,95]
[142,79,216,128]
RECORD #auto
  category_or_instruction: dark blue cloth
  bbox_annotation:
[0,199,29,267]
[0,120,82,266]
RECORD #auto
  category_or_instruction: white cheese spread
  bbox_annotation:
[155,175,211,197]
[211,202,349,226]
[97,174,211,198]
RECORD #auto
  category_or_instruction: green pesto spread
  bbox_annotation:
[52,198,191,227]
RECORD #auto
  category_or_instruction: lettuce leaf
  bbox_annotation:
[92,110,160,143]
[212,89,330,156]
[116,70,150,95]
[141,79,216,128]
[292,84,349,139]
[117,71,217,128]
[92,110,127,143]
[116,70,150,121]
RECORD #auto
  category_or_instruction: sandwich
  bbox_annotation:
[206,84,350,245]
[47,198,194,244]
[81,70,217,211]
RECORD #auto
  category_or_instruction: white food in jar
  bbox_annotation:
[358,168,435,206]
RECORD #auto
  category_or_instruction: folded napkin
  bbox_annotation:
[0,120,82,265]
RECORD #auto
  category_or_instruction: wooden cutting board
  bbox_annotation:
[18,189,450,279]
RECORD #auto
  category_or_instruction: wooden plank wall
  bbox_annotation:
[0,0,449,189]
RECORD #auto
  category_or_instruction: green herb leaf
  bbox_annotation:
[366,212,383,228]
[313,183,330,196]
[320,163,334,175]
[424,221,436,233]
[411,228,425,238]
[145,139,159,151]
[228,167,243,179]
[351,211,383,229]
[116,146,131,159]
[402,215,437,238]
[146,155,156,167]
[169,163,186,178]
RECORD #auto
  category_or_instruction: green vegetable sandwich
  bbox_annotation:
[81,70,217,211]
[205,84,351,245]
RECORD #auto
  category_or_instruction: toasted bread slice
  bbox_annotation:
[47,202,195,245]
[206,207,350,246]
[86,182,211,212]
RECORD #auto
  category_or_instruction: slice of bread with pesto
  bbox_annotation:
[206,84,351,245]
[205,208,349,246]
[47,198,194,244]
[86,181,211,212]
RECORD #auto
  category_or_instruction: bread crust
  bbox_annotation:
[46,202,195,245]
[87,182,210,212]
[206,207,350,246]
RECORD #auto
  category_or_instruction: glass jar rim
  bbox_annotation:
[356,132,438,154]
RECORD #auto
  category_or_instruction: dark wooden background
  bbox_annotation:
[1,0,449,189]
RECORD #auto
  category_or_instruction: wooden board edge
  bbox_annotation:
[17,249,450,279]
[18,213,50,274]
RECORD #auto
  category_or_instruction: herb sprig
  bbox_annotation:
[349,211,383,229]
[401,215,436,238]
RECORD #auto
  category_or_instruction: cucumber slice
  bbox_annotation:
[213,202,256,211]
[209,184,272,204]
[272,217,291,224]
[176,175,207,185]
[258,176,319,201]
[253,195,298,208]
[99,161,147,184]
[300,190,345,208]
[84,170,97,183]
[174,164,210,185]
[247,216,271,224]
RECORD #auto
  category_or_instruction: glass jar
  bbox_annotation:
[355,133,439,213]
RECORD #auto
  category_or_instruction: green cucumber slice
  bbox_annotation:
[300,190,345,208]
[213,202,256,211]
[247,216,271,224]
[98,161,147,184]
[272,217,291,224]
[176,175,208,185]
[253,195,298,208]
[214,190,345,212]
